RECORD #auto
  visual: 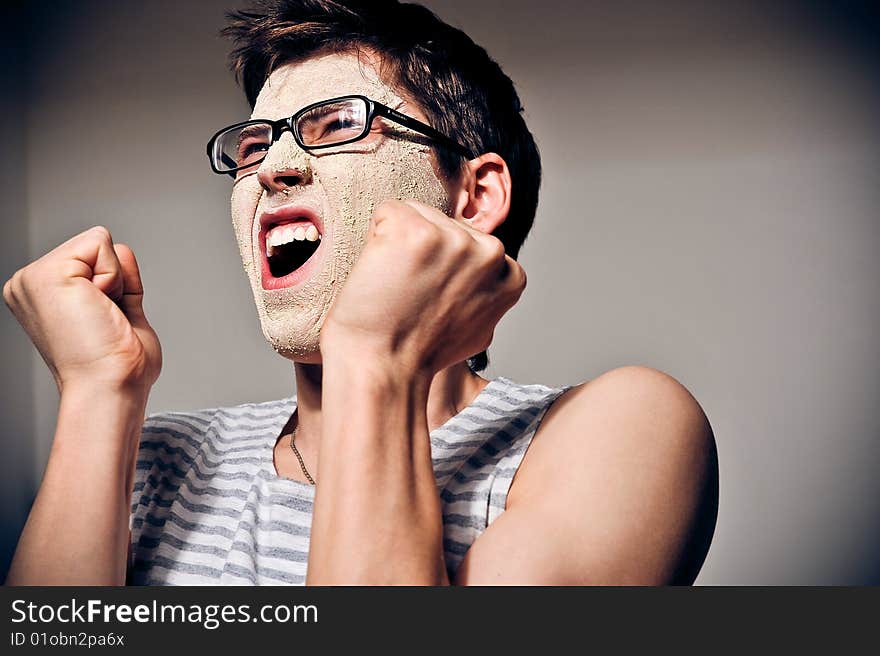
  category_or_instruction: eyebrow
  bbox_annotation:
[237,124,270,142]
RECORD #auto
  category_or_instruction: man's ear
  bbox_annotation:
[452,153,511,235]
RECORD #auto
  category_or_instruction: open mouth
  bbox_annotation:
[265,222,321,278]
[259,205,325,290]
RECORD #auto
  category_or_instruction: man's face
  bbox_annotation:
[231,52,453,362]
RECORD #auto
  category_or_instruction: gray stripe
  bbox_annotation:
[250,518,312,537]
[139,532,311,576]
[470,401,542,420]
[436,463,525,481]
[209,412,290,435]
[442,537,473,556]
[143,404,287,438]
[147,412,212,429]
[431,450,483,466]
[144,421,277,448]
[136,456,259,483]
[143,424,274,453]
[147,412,213,428]
[138,502,313,542]
[434,421,500,437]
[429,433,493,450]
[481,384,554,404]
[220,562,258,584]
[441,489,490,504]
[140,488,315,522]
[235,561,305,585]
[139,474,253,504]
[138,533,229,559]
[438,413,534,437]
[140,434,272,460]
[229,540,309,564]
[143,470,309,507]
[150,416,282,446]
[138,509,237,540]
[162,494,249,519]
[140,443,266,472]
[215,408,292,424]
[141,426,207,450]
[442,512,486,530]
[138,507,312,544]
[135,554,223,580]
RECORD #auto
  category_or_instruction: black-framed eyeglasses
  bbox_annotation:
[206,94,473,178]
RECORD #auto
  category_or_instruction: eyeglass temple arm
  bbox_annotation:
[373,103,473,159]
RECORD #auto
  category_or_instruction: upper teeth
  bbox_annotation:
[266,222,321,256]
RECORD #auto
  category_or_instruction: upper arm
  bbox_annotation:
[454,365,718,585]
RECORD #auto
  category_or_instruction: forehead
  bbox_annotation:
[251,52,404,120]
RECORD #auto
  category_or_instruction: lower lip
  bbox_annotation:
[259,227,324,291]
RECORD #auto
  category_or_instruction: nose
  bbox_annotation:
[258,164,312,194]
[256,134,313,194]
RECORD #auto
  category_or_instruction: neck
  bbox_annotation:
[291,359,489,442]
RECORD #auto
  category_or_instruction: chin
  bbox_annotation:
[277,348,323,365]
[256,310,321,360]
[263,331,322,363]
[267,341,322,364]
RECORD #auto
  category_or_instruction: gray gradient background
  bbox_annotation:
[2,0,878,584]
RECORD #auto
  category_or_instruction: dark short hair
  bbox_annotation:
[223,0,541,373]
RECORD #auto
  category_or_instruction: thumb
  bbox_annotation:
[113,243,148,325]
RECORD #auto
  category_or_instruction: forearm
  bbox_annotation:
[6,385,147,585]
[307,357,448,585]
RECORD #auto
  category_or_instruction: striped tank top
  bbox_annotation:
[129,376,570,585]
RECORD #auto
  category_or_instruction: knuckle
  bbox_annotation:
[60,260,85,279]
[6,266,37,306]
[2,277,14,305]
[89,225,112,242]
[373,199,402,222]
[371,200,404,232]
[474,235,506,270]
[515,262,527,289]
[407,220,438,247]
[485,235,506,260]
[448,231,470,256]
[9,268,27,293]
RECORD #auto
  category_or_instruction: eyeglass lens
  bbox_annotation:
[298,98,367,146]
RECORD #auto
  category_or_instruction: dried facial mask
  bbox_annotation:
[230,53,452,361]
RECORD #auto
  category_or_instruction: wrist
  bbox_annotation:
[321,344,434,394]
[60,376,152,405]
[320,322,435,384]
[56,382,149,452]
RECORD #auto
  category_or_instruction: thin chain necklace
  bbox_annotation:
[289,423,316,485]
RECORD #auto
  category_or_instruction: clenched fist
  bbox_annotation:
[3,226,162,395]
[320,199,526,376]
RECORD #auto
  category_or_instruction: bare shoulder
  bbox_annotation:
[458,365,718,584]
[511,365,715,499]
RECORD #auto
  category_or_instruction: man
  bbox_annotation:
[4,0,717,585]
